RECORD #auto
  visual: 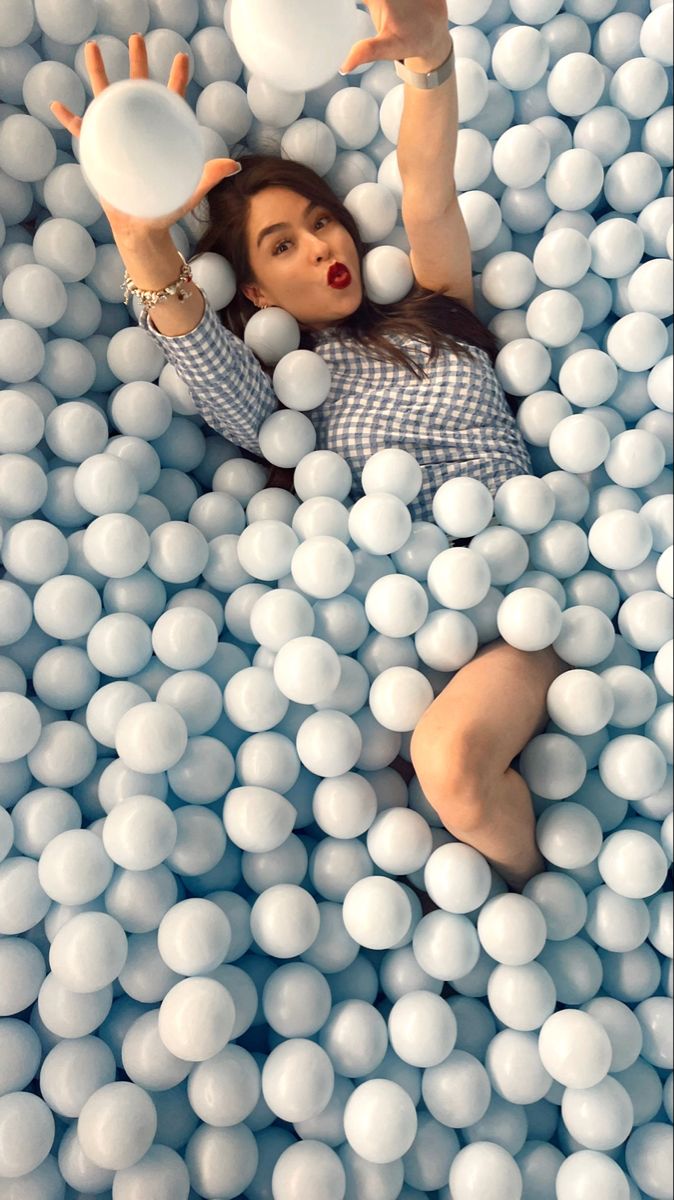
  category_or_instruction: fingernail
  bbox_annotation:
[338,67,348,76]
[230,163,243,175]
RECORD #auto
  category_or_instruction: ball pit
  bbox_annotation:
[0,0,672,1197]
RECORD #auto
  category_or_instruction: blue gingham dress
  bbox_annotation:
[139,297,533,522]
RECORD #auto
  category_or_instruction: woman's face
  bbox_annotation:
[241,186,363,329]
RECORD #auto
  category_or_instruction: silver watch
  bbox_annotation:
[394,42,455,89]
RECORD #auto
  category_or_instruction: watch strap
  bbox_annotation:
[394,42,455,90]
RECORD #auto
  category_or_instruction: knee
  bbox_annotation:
[410,716,491,834]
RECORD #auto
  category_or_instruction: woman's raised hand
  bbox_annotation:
[49,34,242,237]
[338,0,450,74]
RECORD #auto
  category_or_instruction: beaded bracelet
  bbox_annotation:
[122,251,194,311]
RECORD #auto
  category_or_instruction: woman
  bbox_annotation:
[52,11,566,889]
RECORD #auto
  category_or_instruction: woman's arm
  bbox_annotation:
[119,228,207,337]
[339,2,473,305]
[339,0,456,216]
[396,30,477,308]
[396,29,458,217]
[49,36,274,450]
[135,278,279,455]
[121,228,279,453]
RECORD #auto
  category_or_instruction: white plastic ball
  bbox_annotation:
[250,884,320,957]
[0,1092,55,1179]
[495,338,552,396]
[155,898,231,977]
[533,227,592,288]
[481,252,537,309]
[448,1141,523,1200]
[158,976,236,1062]
[493,125,551,189]
[424,843,492,914]
[79,80,204,218]
[388,991,458,1069]
[0,693,42,764]
[455,58,490,121]
[261,1037,334,1122]
[487,962,557,1032]
[272,1140,346,1200]
[246,79,303,134]
[230,0,360,91]
[224,786,296,853]
[597,828,669,899]
[496,587,563,651]
[574,105,631,167]
[102,795,177,871]
[589,218,645,282]
[271,350,331,412]
[110,1144,190,1200]
[527,289,585,349]
[427,547,491,610]
[362,244,414,305]
[342,876,412,950]
[608,313,670,381]
[115,702,188,774]
[538,1010,612,1088]
[458,190,503,251]
[49,910,128,995]
[547,52,606,117]
[243,308,301,367]
[477,894,547,967]
[412,911,481,983]
[38,829,113,906]
[273,636,341,704]
[365,807,432,876]
[605,151,663,214]
[610,57,669,120]
[624,1123,672,1200]
[492,28,550,91]
[343,1079,417,1164]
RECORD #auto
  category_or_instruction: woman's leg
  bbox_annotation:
[409,638,568,891]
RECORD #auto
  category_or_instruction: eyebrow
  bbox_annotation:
[256,200,319,249]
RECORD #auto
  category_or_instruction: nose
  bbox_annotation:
[306,229,330,261]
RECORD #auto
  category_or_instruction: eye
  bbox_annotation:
[272,214,331,255]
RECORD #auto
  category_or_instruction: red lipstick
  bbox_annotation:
[328,262,352,289]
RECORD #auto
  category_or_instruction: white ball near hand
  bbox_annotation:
[79,80,205,218]
[230,0,361,92]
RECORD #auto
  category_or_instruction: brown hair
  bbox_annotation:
[193,154,501,382]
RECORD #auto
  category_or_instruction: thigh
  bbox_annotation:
[414,637,567,776]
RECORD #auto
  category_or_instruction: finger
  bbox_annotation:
[339,35,396,74]
[49,101,82,138]
[129,32,149,80]
[167,52,190,96]
[84,41,110,96]
[187,159,243,210]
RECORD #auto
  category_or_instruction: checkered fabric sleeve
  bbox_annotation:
[138,296,278,455]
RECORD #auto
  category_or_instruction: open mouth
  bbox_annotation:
[328,263,352,289]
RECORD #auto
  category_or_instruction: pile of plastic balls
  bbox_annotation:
[0,0,671,1197]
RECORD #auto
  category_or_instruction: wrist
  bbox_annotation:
[117,233,189,299]
[404,31,453,75]
[112,224,176,253]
